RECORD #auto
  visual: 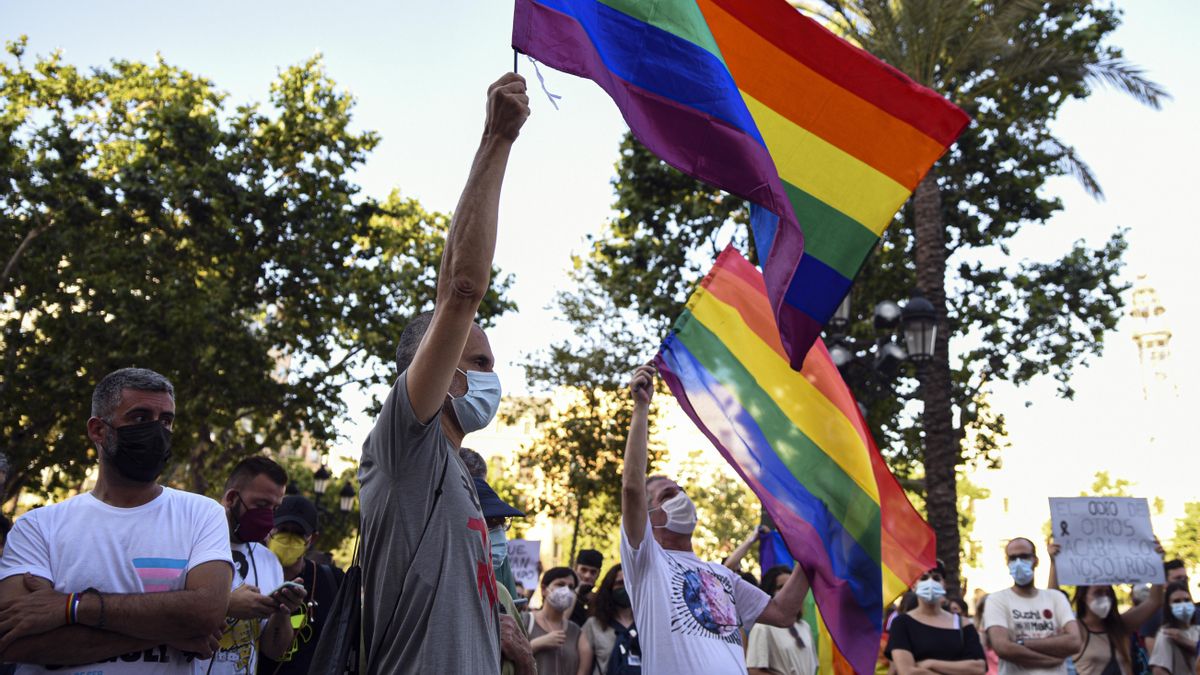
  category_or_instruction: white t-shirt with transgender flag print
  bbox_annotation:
[0,486,232,674]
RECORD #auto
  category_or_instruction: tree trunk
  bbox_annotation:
[568,500,582,566]
[911,171,963,594]
[189,423,212,496]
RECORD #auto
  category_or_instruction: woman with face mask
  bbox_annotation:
[885,563,987,675]
[576,564,641,675]
[530,567,581,675]
[1069,583,1163,675]
[1149,582,1199,674]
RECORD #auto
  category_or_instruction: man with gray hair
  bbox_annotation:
[0,367,234,673]
[358,73,533,675]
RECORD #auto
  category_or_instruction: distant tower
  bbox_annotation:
[1130,274,1175,402]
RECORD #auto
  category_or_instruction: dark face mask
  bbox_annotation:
[613,587,631,608]
[231,495,276,544]
[102,419,172,483]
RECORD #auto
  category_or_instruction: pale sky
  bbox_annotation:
[4,1,1197,506]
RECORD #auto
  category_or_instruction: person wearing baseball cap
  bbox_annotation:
[260,495,346,675]
[473,477,535,675]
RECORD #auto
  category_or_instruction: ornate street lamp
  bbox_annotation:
[313,465,332,497]
[901,292,937,363]
[874,341,908,378]
[338,482,356,513]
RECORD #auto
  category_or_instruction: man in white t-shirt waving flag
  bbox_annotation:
[619,365,813,675]
[983,537,1083,675]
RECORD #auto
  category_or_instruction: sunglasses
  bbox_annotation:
[486,517,513,532]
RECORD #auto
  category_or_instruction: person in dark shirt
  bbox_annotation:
[886,562,986,675]
[570,549,604,627]
[258,495,344,675]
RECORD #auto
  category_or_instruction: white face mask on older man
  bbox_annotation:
[650,492,698,535]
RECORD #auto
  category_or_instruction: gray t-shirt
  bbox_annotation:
[359,372,501,674]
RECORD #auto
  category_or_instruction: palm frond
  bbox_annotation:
[1086,57,1171,110]
[1045,137,1104,200]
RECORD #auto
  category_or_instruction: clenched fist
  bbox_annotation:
[629,364,656,407]
[485,73,531,141]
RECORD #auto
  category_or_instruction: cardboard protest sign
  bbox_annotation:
[1048,497,1165,586]
[506,539,541,591]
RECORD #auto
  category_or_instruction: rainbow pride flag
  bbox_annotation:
[656,246,935,674]
[513,0,969,367]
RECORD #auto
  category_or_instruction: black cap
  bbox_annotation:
[576,549,603,568]
[473,477,524,519]
[274,495,319,535]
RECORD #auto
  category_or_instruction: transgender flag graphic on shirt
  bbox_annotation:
[134,558,187,593]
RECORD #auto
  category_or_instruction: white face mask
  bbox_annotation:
[915,578,946,603]
[448,368,502,434]
[650,491,697,535]
[1172,601,1195,622]
[546,585,576,612]
[1088,597,1113,618]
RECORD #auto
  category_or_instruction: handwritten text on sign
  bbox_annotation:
[506,539,541,591]
[1048,497,1165,586]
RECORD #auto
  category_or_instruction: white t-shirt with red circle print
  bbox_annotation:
[982,587,1077,675]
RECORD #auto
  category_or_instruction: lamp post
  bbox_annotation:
[900,292,937,364]
[827,293,938,390]
[827,289,956,588]
[312,465,332,497]
[338,481,356,514]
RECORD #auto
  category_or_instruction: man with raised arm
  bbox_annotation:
[620,364,813,675]
[0,368,233,673]
[357,73,533,675]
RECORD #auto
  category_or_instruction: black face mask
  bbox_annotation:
[613,587,631,609]
[103,419,172,483]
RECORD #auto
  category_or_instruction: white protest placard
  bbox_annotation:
[1048,497,1165,586]
[507,539,541,591]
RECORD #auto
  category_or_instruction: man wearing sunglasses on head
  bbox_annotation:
[983,537,1081,675]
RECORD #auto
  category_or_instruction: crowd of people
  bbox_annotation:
[0,73,1194,675]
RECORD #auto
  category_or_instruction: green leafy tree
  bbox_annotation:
[674,448,760,569]
[576,1,1164,592]
[1085,471,1134,497]
[274,457,360,555]
[513,267,666,565]
[0,38,513,504]
[1170,502,1200,569]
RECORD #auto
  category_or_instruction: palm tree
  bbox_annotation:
[803,0,1168,593]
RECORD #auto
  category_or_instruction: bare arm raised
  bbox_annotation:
[756,565,811,628]
[406,73,530,424]
[621,365,656,548]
